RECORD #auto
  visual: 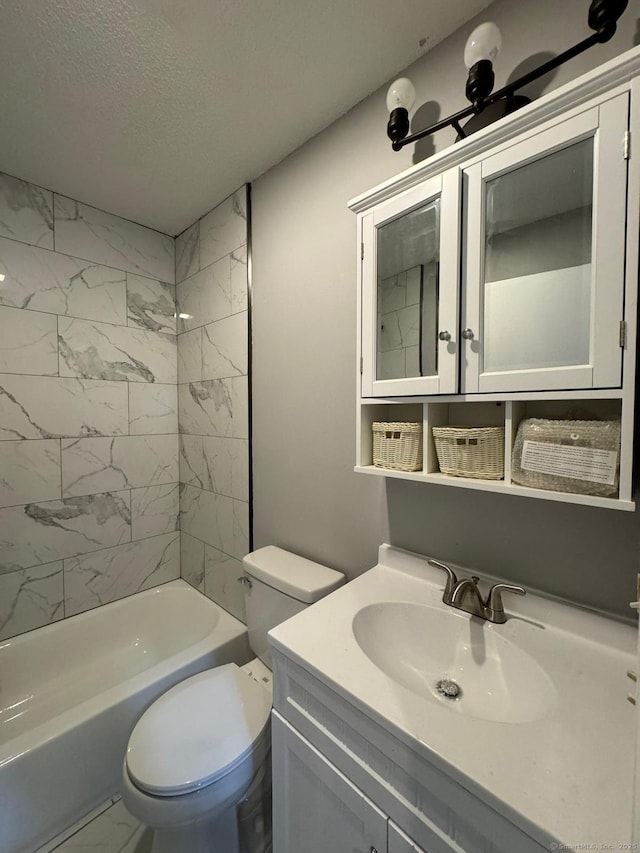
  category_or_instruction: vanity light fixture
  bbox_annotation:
[386,0,628,149]
[0,274,5,282]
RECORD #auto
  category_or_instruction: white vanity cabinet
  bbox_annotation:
[350,48,640,510]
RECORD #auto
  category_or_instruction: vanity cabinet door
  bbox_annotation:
[361,168,461,397]
[272,712,388,853]
[388,822,430,852]
[462,93,628,394]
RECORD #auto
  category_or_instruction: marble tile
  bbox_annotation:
[0,375,128,440]
[0,173,54,248]
[179,434,203,487]
[0,305,58,375]
[54,799,150,853]
[176,256,231,332]
[54,195,174,282]
[0,561,64,641]
[62,435,179,497]
[0,237,127,324]
[64,531,179,617]
[180,531,205,592]
[201,312,248,380]
[0,439,61,508]
[58,317,177,384]
[177,327,202,384]
[230,245,248,314]
[131,483,179,540]
[200,188,247,268]
[227,499,250,561]
[202,436,249,501]
[0,491,131,571]
[178,377,248,439]
[128,383,178,435]
[175,221,199,283]
[179,483,233,551]
[127,274,176,334]
[204,547,245,622]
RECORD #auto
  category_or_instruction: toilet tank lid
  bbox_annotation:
[242,546,345,603]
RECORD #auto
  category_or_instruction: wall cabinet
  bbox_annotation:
[351,50,640,510]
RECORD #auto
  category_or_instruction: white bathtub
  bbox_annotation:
[0,580,251,853]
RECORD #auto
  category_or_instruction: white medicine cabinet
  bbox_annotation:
[350,49,640,510]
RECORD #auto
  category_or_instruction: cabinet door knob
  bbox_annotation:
[438,330,451,341]
[462,328,475,340]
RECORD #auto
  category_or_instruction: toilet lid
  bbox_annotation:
[126,664,271,797]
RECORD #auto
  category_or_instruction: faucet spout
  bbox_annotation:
[450,576,486,619]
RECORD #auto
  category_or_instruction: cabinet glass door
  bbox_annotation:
[462,94,628,393]
[361,169,460,396]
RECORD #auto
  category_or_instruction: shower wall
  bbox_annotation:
[0,171,179,641]
[176,187,250,622]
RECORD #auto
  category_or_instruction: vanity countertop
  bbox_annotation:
[269,544,637,849]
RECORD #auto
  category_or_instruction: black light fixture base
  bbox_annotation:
[456,93,531,140]
[387,107,410,145]
[465,60,495,111]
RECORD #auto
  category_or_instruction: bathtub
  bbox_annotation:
[0,580,251,853]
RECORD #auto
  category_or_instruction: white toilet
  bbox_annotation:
[121,546,344,853]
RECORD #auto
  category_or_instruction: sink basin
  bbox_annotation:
[352,601,557,723]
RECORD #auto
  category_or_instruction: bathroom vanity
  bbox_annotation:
[269,545,636,852]
[350,46,640,511]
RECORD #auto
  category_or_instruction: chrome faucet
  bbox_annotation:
[428,559,525,624]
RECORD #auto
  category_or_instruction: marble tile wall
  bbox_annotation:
[176,187,250,622]
[0,171,179,641]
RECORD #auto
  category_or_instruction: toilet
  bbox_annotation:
[121,546,345,853]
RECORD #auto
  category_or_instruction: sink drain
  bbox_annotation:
[435,678,462,700]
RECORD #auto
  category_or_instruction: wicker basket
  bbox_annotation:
[433,426,505,480]
[511,418,620,497]
[372,422,423,472]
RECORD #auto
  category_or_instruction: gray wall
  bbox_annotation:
[251,0,640,619]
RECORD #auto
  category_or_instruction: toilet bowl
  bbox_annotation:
[121,546,345,853]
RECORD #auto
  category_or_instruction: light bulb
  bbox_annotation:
[464,22,502,69]
[386,78,416,113]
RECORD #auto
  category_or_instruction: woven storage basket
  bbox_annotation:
[511,418,620,497]
[432,426,505,480]
[372,422,423,472]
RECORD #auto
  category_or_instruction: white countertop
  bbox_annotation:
[269,544,636,848]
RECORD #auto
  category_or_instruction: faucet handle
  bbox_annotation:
[484,583,525,624]
[428,559,458,604]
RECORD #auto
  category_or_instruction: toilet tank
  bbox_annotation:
[242,546,345,668]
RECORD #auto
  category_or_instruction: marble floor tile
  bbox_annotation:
[0,237,127,324]
[53,798,151,853]
[200,188,247,268]
[0,305,58,375]
[0,439,61,508]
[54,195,174,282]
[0,491,131,571]
[58,317,177,384]
[0,375,128,440]
[128,383,178,435]
[127,274,176,335]
[61,435,178,497]
[0,561,64,641]
[64,531,179,616]
[0,172,54,248]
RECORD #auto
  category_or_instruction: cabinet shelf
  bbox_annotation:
[354,465,635,512]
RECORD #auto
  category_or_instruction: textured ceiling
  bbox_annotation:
[0,0,491,235]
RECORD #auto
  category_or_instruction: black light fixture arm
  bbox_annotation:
[388,0,627,151]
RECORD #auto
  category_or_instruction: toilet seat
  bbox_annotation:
[126,663,271,797]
